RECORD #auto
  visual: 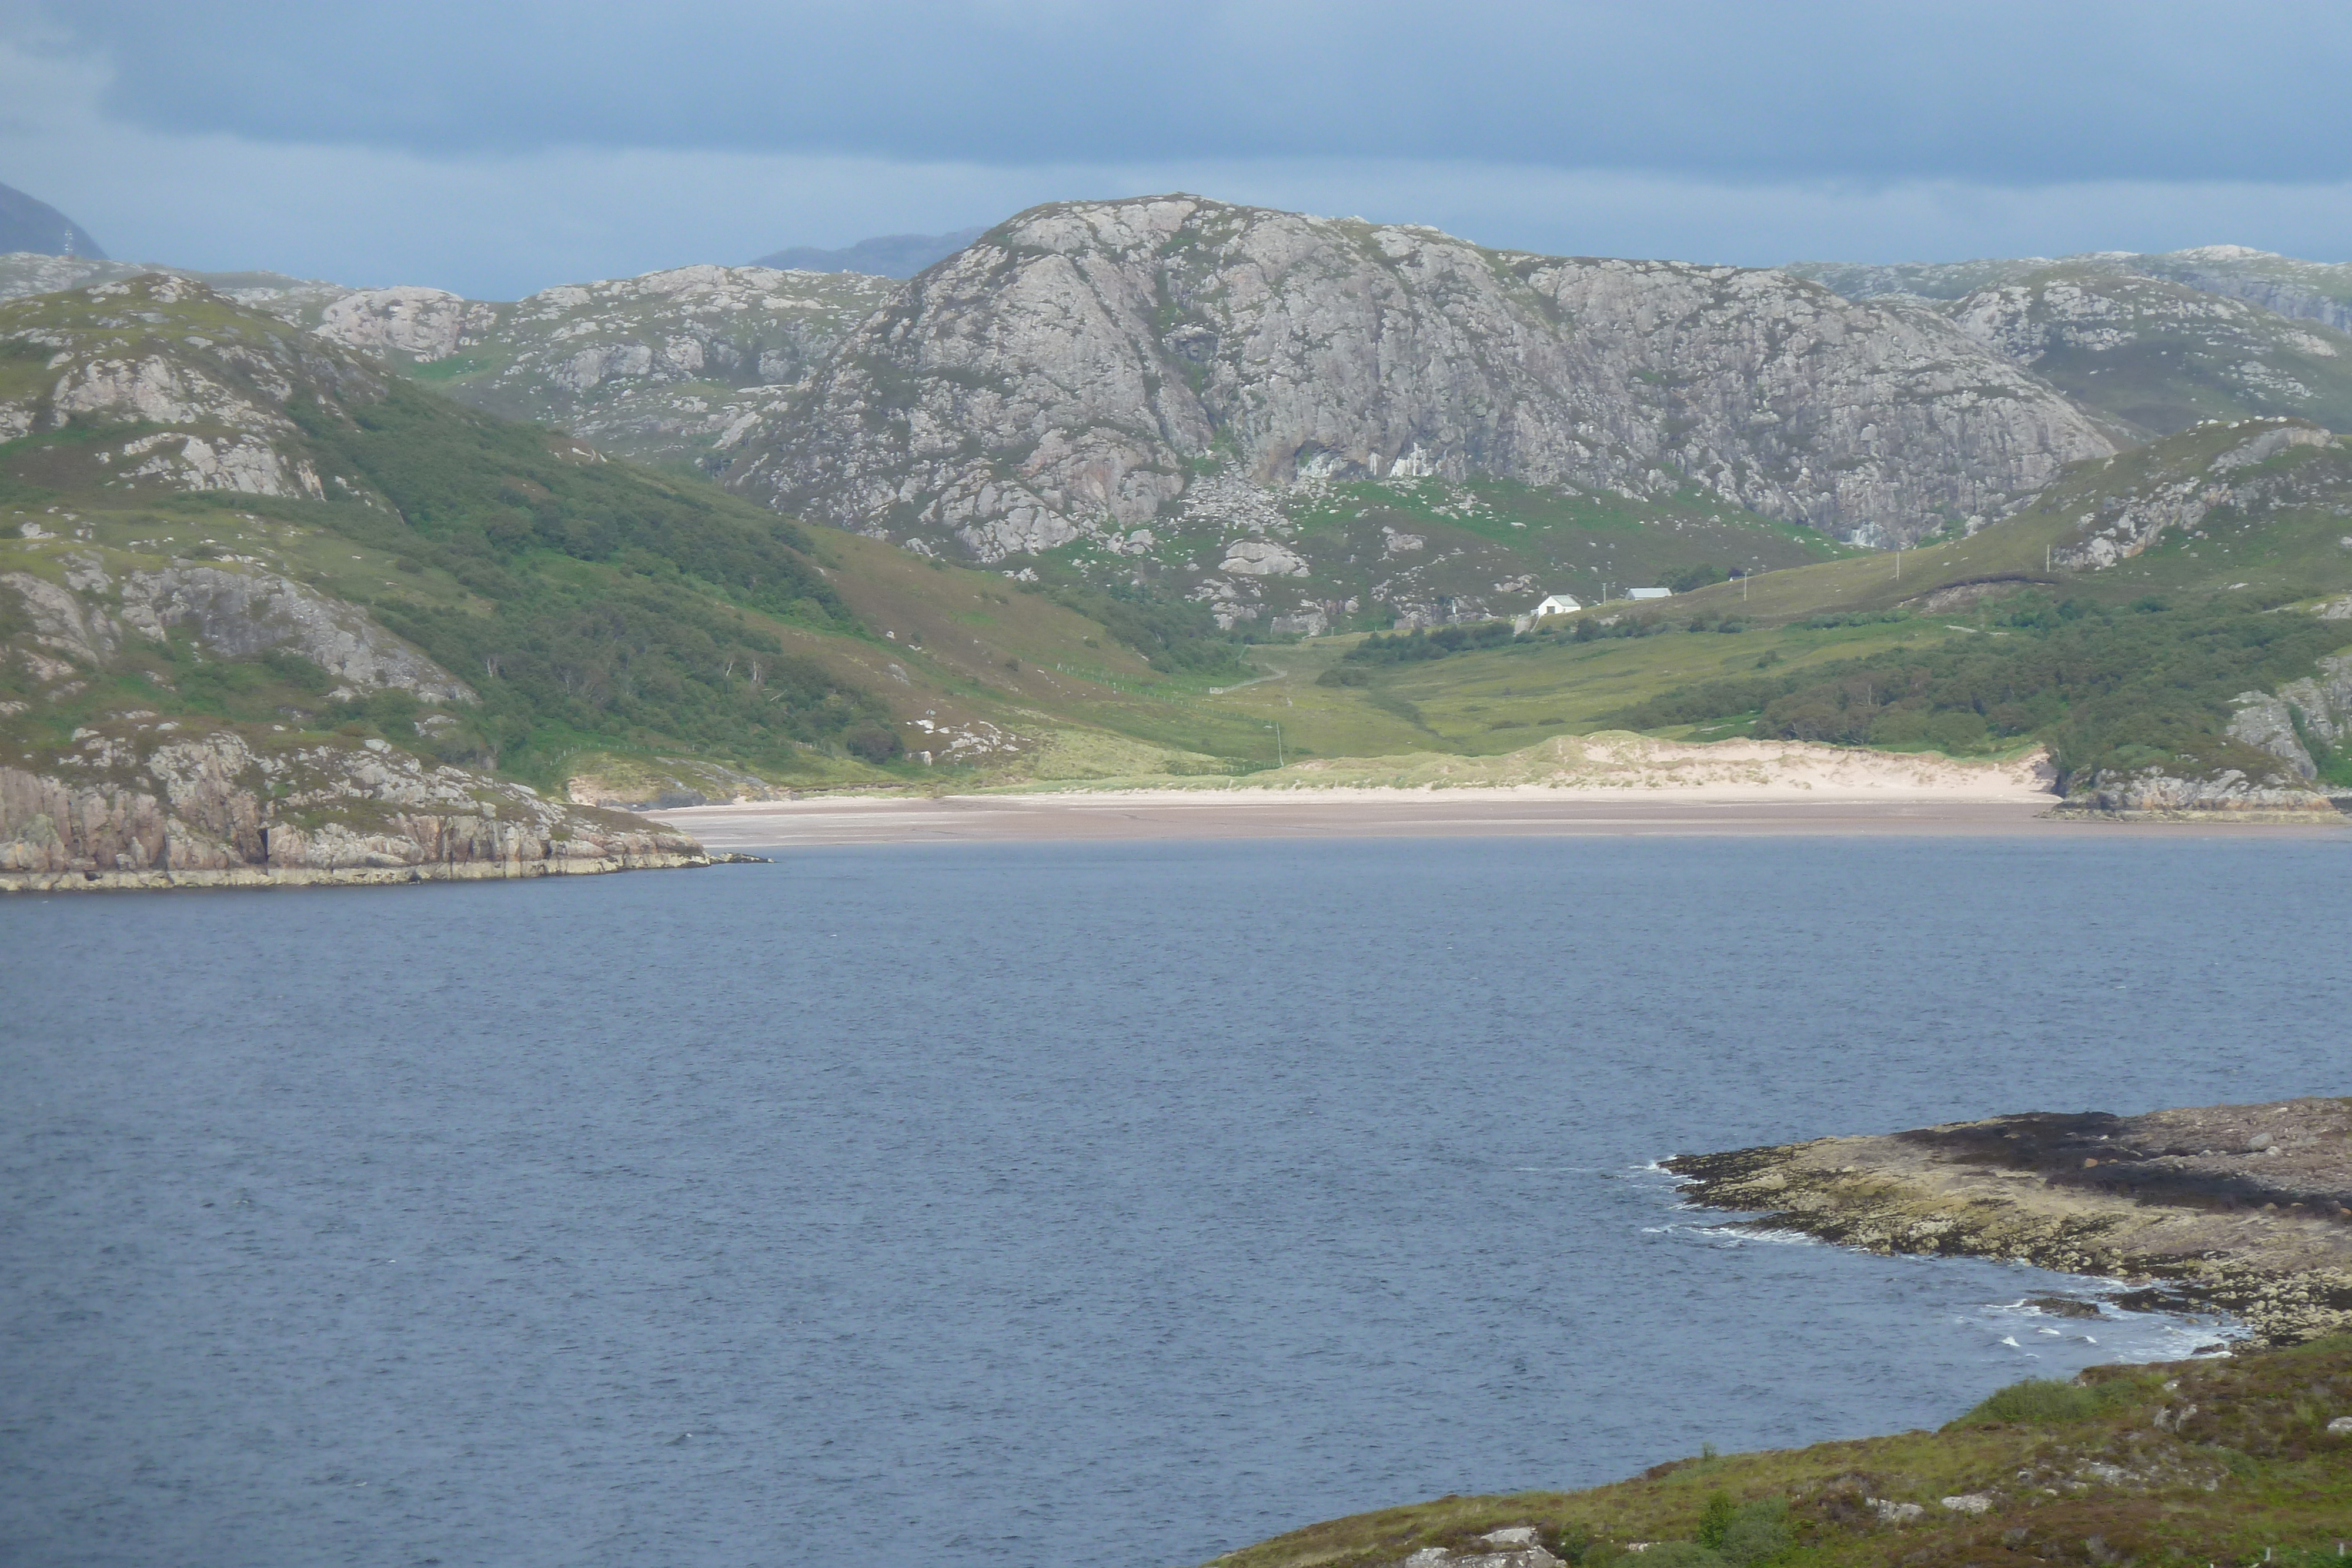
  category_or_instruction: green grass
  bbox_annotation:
[1205,1337,2352,1568]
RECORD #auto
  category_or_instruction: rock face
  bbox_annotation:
[0,720,707,891]
[2226,651,2352,779]
[721,195,2114,559]
[4,550,475,710]
[2052,765,2343,820]
[308,265,897,466]
[2049,420,2344,570]
[1667,1098,2352,1346]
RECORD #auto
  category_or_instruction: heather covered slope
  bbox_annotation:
[1204,1336,2352,1568]
[0,272,1352,839]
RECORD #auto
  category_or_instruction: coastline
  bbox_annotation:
[1666,1098,2352,1349]
[649,787,2351,851]
[0,847,713,893]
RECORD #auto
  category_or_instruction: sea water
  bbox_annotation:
[4,834,2347,1568]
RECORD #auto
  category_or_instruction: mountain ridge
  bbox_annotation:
[718,194,2114,570]
[0,182,105,260]
[751,226,985,278]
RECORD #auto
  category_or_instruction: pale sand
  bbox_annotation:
[649,788,2348,850]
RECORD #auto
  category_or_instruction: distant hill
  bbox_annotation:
[750,227,984,278]
[1790,244,2352,334]
[0,180,105,259]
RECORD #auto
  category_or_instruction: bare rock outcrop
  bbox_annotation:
[2052,420,2340,569]
[723,195,2114,560]
[2226,651,2352,778]
[1668,1098,2352,1346]
[0,273,386,502]
[3,556,472,705]
[116,563,475,703]
[2052,764,2341,821]
[309,264,896,466]
[1,721,707,890]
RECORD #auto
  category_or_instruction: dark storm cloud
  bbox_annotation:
[28,0,2352,185]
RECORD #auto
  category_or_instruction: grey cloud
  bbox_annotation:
[22,0,2352,185]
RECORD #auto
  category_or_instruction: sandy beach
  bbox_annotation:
[647,787,2348,850]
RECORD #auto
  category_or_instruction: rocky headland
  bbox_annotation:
[1,720,709,891]
[1666,1098,2352,1347]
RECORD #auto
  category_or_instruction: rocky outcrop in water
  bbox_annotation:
[2050,765,2342,821]
[0,720,707,890]
[1668,1098,2352,1346]
[721,195,2114,559]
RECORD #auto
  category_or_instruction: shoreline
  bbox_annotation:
[0,850,712,894]
[1665,1098,2352,1348]
[649,788,2351,851]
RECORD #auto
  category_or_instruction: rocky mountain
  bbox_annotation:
[1792,244,2352,335]
[1942,268,2352,436]
[1778,243,2352,336]
[752,227,986,278]
[0,256,893,470]
[0,252,355,320]
[0,272,1308,851]
[0,182,105,259]
[302,265,897,467]
[717,196,2114,589]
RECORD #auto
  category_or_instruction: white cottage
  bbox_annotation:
[1532,593,1583,617]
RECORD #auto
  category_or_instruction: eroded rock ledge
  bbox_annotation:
[1665,1098,2352,1346]
[2,721,710,891]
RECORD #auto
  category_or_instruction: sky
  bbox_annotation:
[3,0,2350,300]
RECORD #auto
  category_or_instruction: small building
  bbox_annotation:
[1532,593,1583,617]
[1625,587,1673,601]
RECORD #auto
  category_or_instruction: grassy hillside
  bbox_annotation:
[0,275,1302,797]
[1211,1337,2352,1568]
[1160,422,2352,784]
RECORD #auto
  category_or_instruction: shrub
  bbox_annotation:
[1623,1544,1725,1567]
[841,721,903,764]
[1961,1377,2104,1424]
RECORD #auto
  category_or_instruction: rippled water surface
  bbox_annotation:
[5,835,2349,1568]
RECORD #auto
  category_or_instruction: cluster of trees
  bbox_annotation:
[1042,580,1247,675]
[1611,591,2352,788]
[255,380,904,777]
[1344,620,1518,664]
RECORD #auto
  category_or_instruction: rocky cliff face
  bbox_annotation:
[0,719,706,891]
[306,265,896,465]
[720,196,2114,560]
